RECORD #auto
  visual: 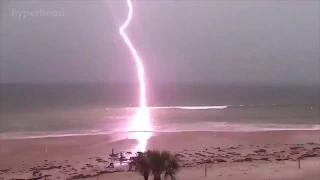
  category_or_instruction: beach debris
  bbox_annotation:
[203,159,213,164]
[306,142,317,145]
[4,142,320,180]
[204,151,215,155]
[312,147,320,151]
[181,163,195,167]
[31,165,62,171]
[290,146,305,150]
[28,174,51,180]
[254,149,267,153]
[86,164,94,168]
[32,170,40,176]
[109,148,118,158]
[67,169,123,180]
[195,153,206,157]
[0,169,10,173]
[96,158,108,163]
[275,158,289,161]
[259,157,271,161]
[227,146,238,150]
[119,152,126,161]
[233,158,253,162]
[106,162,114,168]
[301,153,318,158]
[289,151,300,155]
[227,152,241,156]
[214,159,227,163]
[174,153,185,158]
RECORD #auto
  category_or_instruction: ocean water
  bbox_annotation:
[0,83,319,139]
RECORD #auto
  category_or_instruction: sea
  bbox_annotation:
[0,83,319,140]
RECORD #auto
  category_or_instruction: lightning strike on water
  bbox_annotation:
[119,0,152,152]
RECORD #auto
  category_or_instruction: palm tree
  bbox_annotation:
[132,150,180,180]
[147,150,170,180]
[132,151,151,180]
[164,157,180,180]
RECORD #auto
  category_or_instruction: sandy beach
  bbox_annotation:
[1,130,320,180]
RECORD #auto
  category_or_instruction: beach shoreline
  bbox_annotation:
[1,130,320,179]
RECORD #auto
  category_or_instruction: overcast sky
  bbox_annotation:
[0,0,319,85]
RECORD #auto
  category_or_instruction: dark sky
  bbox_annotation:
[0,0,319,85]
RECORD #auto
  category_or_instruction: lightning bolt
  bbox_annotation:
[119,0,152,152]
[120,0,146,109]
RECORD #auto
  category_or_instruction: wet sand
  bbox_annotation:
[1,130,320,180]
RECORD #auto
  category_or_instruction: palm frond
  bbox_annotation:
[133,150,180,180]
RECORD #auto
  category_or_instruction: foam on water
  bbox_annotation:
[0,130,113,140]
[123,105,229,110]
[1,105,319,140]
[1,123,319,140]
[151,122,320,132]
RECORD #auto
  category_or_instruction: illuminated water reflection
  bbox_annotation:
[127,107,153,152]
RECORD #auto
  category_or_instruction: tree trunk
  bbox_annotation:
[143,172,149,180]
[153,174,161,180]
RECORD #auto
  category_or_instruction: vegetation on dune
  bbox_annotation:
[129,150,180,180]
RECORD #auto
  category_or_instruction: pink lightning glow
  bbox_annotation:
[119,0,152,152]
[120,0,146,109]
